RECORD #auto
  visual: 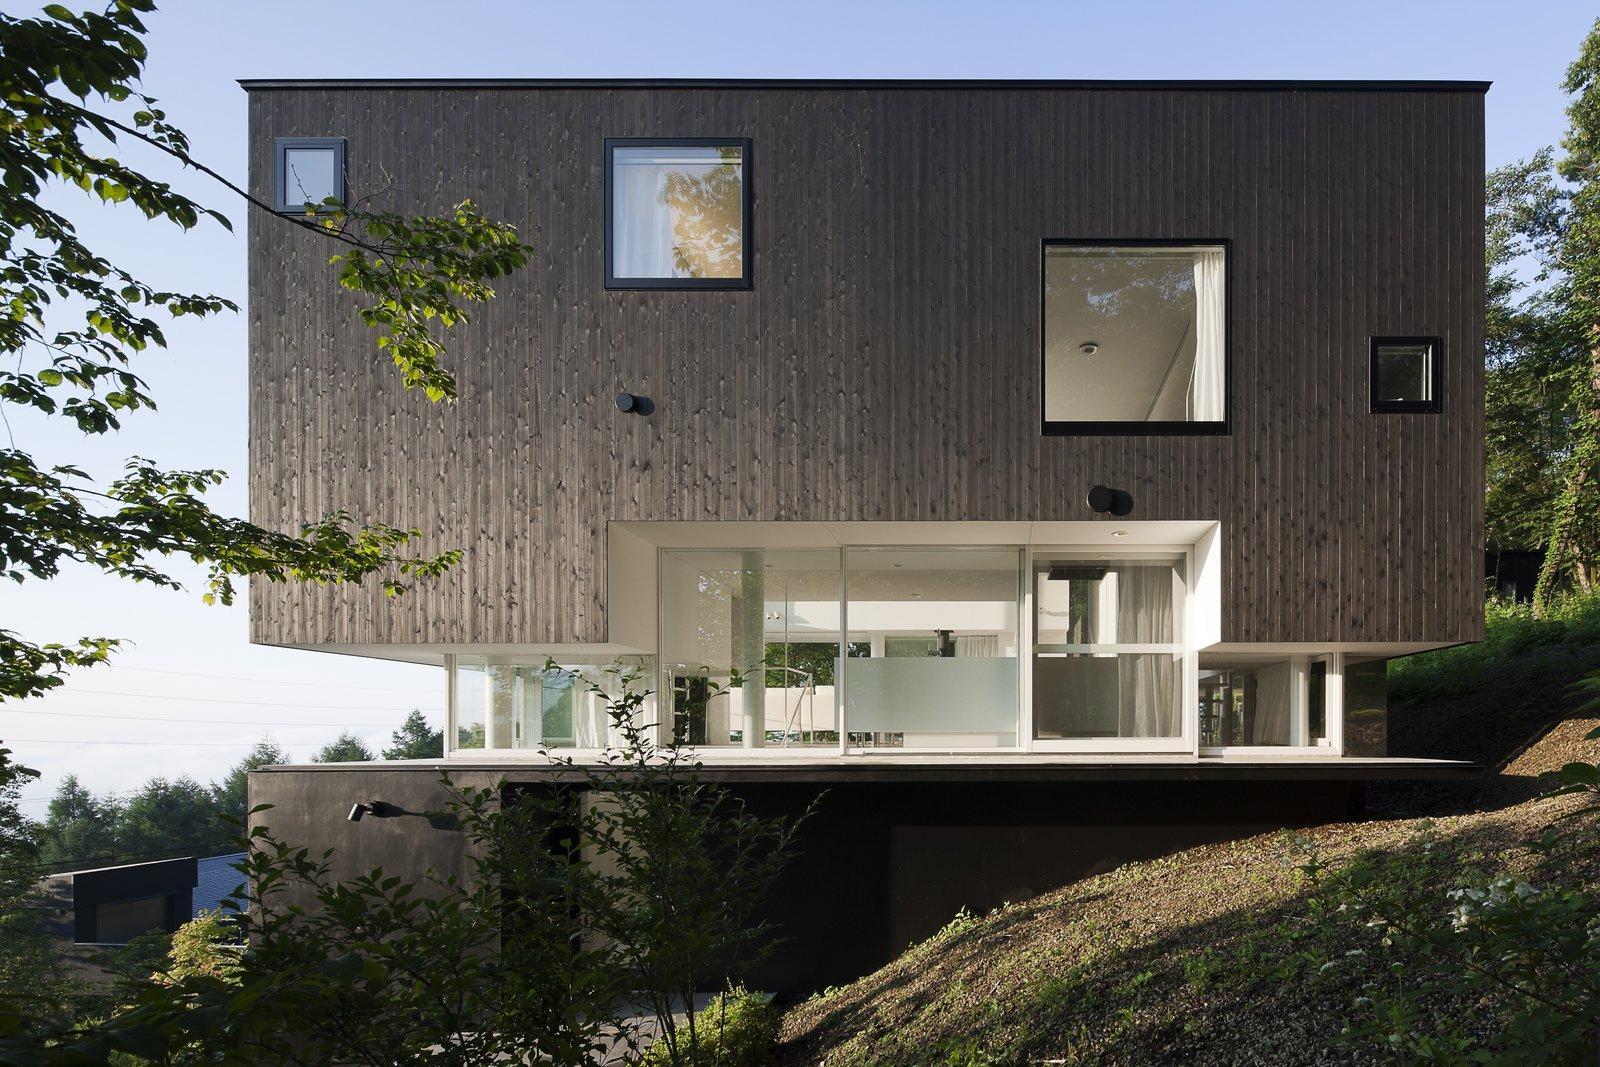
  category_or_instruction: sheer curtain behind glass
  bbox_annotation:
[1033,559,1185,742]
[1188,248,1226,421]
[612,146,744,279]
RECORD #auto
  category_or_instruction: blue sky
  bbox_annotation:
[6,0,1595,811]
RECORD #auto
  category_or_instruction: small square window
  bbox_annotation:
[1369,336,1441,413]
[273,137,346,214]
[605,138,751,290]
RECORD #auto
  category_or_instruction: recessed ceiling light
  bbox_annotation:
[1079,342,1099,356]
[1111,530,1129,538]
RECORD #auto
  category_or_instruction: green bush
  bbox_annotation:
[640,987,779,1067]
[1388,590,1600,699]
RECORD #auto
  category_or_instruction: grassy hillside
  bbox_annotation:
[776,598,1600,1065]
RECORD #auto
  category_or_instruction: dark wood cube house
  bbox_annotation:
[246,79,1485,991]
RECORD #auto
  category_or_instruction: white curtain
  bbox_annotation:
[1188,249,1226,421]
[1114,566,1178,737]
[612,163,675,277]
[955,634,1001,658]
[1250,662,1292,745]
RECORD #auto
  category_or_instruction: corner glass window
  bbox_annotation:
[1033,558,1186,741]
[453,660,616,750]
[273,137,345,213]
[1043,242,1227,434]
[606,139,750,289]
[1370,337,1440,412]
[1199,658,1334,749]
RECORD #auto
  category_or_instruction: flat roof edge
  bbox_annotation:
[236,78,1492,94]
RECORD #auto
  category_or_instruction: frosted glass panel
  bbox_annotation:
[845,658,1018,734]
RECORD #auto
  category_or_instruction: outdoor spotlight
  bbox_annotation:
[615,392,655,416]
[1086,484,1134,517]
[348,800,398,823]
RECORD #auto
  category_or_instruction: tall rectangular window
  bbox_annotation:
[1370,336,1441,412]
[1033,558,1186,741]
[843,548,1021,749]
[273,137,345,213]
[1042,242,1228,434]
[606,139,751,289]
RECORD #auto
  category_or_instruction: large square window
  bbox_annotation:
[1042,242,1228,434]
[1370,336,1441,412]
[606,139,750,289]
[273,137,345,213]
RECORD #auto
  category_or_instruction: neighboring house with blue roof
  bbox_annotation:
[192,852,246,918]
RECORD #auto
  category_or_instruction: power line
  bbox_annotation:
[3,737,311,748]
[41,688,442,713]
[110,665,437,692]
[0,708,416,728]
[1,840,244,876]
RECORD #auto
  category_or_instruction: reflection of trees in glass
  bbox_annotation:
[763,640,869,687]
[1044,250,1194,355]
[661,149,743,279]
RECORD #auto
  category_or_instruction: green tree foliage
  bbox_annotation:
[311,732,374,764]
[116,776,223,858]
[209,738,288,829]
[0,749,71,1012]
[1484,153,1582,554]
[381,710,443,760]
[38,773,118,866]
[0,667,805,1064]
[0,0,531,702]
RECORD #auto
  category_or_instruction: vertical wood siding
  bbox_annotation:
[246,86,1485,647]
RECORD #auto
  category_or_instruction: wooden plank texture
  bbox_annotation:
[246,85,1486,647]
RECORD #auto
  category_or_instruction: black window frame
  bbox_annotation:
[1368,335,1442,413]
[604,137,752,291]
[1040,237,1232,437]
[272,136,347,214]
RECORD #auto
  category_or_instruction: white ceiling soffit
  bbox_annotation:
[614,519,1217,548]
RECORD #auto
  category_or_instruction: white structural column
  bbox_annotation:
[733,550,767,747]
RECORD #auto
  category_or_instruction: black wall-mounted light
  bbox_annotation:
[1086,485,1134,518]
[347,799,457,830]
[616,392,655,416]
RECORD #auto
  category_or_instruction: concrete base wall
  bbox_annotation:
[250,766,1357,993]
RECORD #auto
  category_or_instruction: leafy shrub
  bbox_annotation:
[640,987,779,1067]
[1388,590,1600,699]
[161,909,240,985]
[1296,717,1600,1062]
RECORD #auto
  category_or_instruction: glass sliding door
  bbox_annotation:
[1032,557,1188,747]
[1198,655,1338,752]
[659,549,843,749]
[451,659,613,751]
[843,548,1021,749]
